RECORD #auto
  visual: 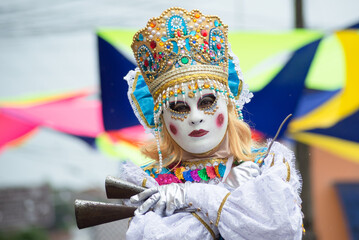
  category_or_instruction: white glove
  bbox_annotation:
[130,183,188,216]
[224,161,260,189]
[131,181,230,222]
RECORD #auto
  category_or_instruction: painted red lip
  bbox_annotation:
[188,129,209,137]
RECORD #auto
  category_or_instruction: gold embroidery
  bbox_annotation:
[191,212,216,240]
[216,192,231,226]
[142,177,147,187]
[284,158,290,182]
[270,153,275,167]
[235,79,243,100]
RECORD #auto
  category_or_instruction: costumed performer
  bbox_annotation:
[121,7,304,240]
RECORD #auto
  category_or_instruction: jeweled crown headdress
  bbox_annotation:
[125,7,253,171]
[131,7,229,101]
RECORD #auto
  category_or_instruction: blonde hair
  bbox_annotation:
[141,102,260,167]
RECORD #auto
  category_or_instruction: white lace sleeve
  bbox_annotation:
[261,141,302,198]
[218,141,303,239]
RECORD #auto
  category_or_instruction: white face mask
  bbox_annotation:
[162,84,228,154]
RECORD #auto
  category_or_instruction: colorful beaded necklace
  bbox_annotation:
[144,147,268,186]
[145,158,228,186]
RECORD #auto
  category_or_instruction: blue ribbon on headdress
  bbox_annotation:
[132,74,155,128]
[227,58,242,97]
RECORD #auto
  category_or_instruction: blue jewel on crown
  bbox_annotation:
[131,8,230,102]
[132,9,228,82]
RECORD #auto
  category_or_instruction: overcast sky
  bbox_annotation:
[0,0,358,99]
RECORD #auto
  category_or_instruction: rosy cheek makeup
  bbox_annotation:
[169,123,178,135]
[216,113,224,128]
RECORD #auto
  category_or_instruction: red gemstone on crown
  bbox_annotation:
[201,30,207,37]
[216,43,221,50]
[144,59,149,67]
[150,41,156,49]
[177,31,181,37]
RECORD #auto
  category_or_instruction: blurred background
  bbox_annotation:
[1,0,359,239]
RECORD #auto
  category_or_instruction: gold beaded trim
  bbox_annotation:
[181,158,228,169]
[269,153,276,167]
[191,212,216,240]
[215,192,231,227]
[150,65,227,93]
[128,217,133,228]
[235,74,243,100]
[284,158,291,182]
[141,177,147,187]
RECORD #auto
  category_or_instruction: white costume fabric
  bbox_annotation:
[121,141,303,240]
